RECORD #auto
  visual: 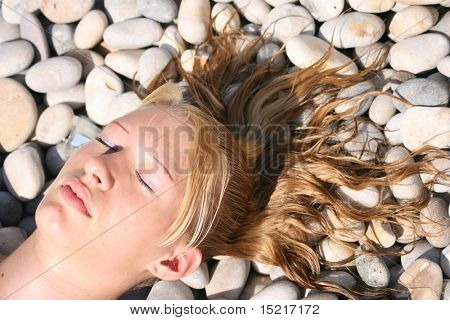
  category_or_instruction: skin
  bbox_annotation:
[0,105,203,299]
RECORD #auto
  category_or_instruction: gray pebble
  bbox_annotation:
[401,239,441,270]
[17,215,36,236]
[441,245,450,278]
[250,280,302,300]
[50,23,76,55]
[319,270,357,290]
[147,280,194,300]
[137,0,178,23]
[19,12,49,61]
[388,264,409,299]
[335,81,376,117]
[356,251,390,288]
[0,226,27,255]
[45,145,67,178]
[0,191,23,227]
[180,261,209,289]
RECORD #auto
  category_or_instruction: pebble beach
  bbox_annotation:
[0,0,449,300]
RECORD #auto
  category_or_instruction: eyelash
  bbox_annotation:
[95,136,154,193]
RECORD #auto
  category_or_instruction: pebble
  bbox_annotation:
[443,279,450,300]
[74,10,108,50]
[384,146,425,202]
[261,4,315,43]
[395,0,442,4]
[317,237,356,267]
[286,34,358,75]
[388,6,439,42]
[401,239,441,269]
[45,145,66,178]
[335,81,376,117]
[50,24,76,55]
[103,18,163,50]
[45,83,86,109]
[250,280,302,300]
[399,258,443,300]
[389,33,450,74]
[391,216,423,244]
[323,207,366,242]
[17,215,36,236]
[211,3,240,33]
[19,12,49,61]
[384,112,403,145]
[337,184,380,209]
[138,47,174,88]
[39,0,95,23]
[0,13,19,43]
[108,92,142,122]
[365,219,396,248]
[299,0,344,22]
[0,40,34,78]
[35,104,74,145]
[137,0,178,23]
[0,227,27,256]
[319,270,357,290]
[147,280,194,300]
[3,143,45,201]
[85,66,124,126]
[205,258,250,299]
[1,0,39,24]
[178,0,210,45]
[25,56,82,93]
[441,245,450,278]
[437,56,450,77]
[354,42,391,69]
[430,11,449,38]
[420,197,450,248]
[392,78,449,112]
[420,152,450,193]
[401,107,450,151]
[318,12,385,49]
[157,25,186,58]
[356,250,390,288]
[388,264,410,299]
[104,0,140,23]
[64,49,104,79]
[347,0,395,13]
[376,69,416,92]
[233,0,270,25]
[0,78,37,152]
[239,271,272,300]
[105,49,144,80]
[256,43,285,69]
[0,191,23,227]
[180,261,209,289]
[368,94,397,126]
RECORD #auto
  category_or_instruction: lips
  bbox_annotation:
[59,177,92,217]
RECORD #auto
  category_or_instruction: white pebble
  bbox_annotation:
[50,24,76,55]
[0,40,34,78]
[178,0,211,44]
[157,25,186,58]
[420,197,450,248]
[365,219,396,248]
[45,84,85,109]
[1,0,39,24]
[384,112,403,145]
[437,56,450,77]
[108,92,142,122]
[105,49,144,80]
[137,0,178,23]
[211,3,240,33]
[138,47,174,88]
[420,151,450,193]
[205,258,250,299]
[368,95,397,126]
[347,0,395,13]
[317,237,356,267]
[104,0,140,23]
[39,0,95,24]
[354,42,391,69]
[0,13,19,43]
[299,0,344,22]
[36,104,74,145]
[234,0,270,25]
[74,10,108,50]
[180,261,210,289]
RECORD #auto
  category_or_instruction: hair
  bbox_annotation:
[131,19,449,299]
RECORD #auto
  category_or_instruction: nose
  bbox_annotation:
[83,156,114,191]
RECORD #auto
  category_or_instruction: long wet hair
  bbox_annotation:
[132,20,449,299]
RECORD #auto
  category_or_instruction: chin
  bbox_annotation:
[35,196,67,242]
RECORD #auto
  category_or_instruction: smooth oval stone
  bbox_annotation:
[138,47,173,88]
[261,4,315,43]
[318,12,385,49]
[250,280,302,300]
[391,216,423,244]
[40,0,95,23]
[395,0,442,4]
[384,146,425,202]
[0,227,27,255]
[323,207,366,242]
[25,56,82,93]
[401,107,450,151]
[317,237,356,266]
[441,245,450,278]
[347,0,395,13]
[356,251,390,288]
[431,11,450,38]
[157,25,186,58]
[45,145,66,178]
[368,94,397,126]
[0,40,34,78]
[393,78,449,112]
[354,42,391,69]
[178,0,210,44]
[420,151,450,193]
[256,43,285,69]
[0,191,23,227]
[85,66,124,126]
[105,49,144,80]
[437,56,450,77]
[319,270,357,290]
[74,10,108,50]
[108,92,142,122]
[50,23,76,55]
[265,0,296,6]
[103,18,163,50]
[365,219,396,248]
[19,12,49,60]
[147,280,194,300]
[335,81,376,116]
[251,260,273,275]
[36,104,74,145]
[286,34,358,75]
[3,144,45,201]
[0,13,20,43]
[389,6,439,42]
[64,49,104,79]
[1,0,39,24]
[239,271,273,300]
[242,23,261,35]
[401,239,441,269]
[17,215,36,236]
[384,112,403,145]
[205,258,250,299]
[336,184,380,209]
[45,83,85,109]
[211,3,240,33]
[0,78,37,152]
[233,0,270,25]
[399,258,443,300]
[104,0,140,23]
[420,197,450,248]
[137,0,177,23]
[269,265,287,281]
[180,261,209,289]
[299,0,344,22]
[389,33,450,74]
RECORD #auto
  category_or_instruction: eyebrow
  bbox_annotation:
[111,120,175,182]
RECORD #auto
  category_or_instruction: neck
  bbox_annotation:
[0,230,138,299]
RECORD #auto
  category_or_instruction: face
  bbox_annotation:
[35,105,194,290]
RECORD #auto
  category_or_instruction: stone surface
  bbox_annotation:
[0,227,27,256]
[137,0,178,23]
[335,81,376,117]
[0,13,20,43]
[50,23,76,55]
[178,0,211,44]
[250,280,302,300]
[40,0,95,23]
[388,5,439,41]
[35,104,74,145]
[157,25,186,58]
[64,49,104,79]
[233,0,270,25]
[420,197,450,248]
[368,94,397,126]
[180,261,209,289]
[365,219,396,248]
[356,251,390,288]
[74,10,108,50]
[211,3,240,33]
[0,40,34,78]
[384,112,403,145]
[45,83,85,109]
[1,0,39,24]
[317,237,357,267]
[401,239,441,269]
[239,271,273,300]
[104,0,140,23]
[0,191,23,227]
[205,258,250,299]
[323,207,366,242]
[354,42,391,69]
[299,0,344,22]
[441,245,450,278]
[105,49,144,80]
[347,0,395,13]
[399,258,443,300]
[19,12,49,60]
[138,47,174,88]
[147,280,194,299]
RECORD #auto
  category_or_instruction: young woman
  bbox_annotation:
[0,26,447,300]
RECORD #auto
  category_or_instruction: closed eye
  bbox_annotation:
[96,136,119,153]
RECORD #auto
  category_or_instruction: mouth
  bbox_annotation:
[59,177,92,218]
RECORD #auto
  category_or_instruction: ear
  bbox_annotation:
[147,247,203,281]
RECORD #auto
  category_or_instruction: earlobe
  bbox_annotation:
[153,247,203,281]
